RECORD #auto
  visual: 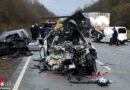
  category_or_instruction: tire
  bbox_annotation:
[85,53,97,75]
[120,41,125,44]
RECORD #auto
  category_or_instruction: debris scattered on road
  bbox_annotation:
[70,77,111,86]
[96,77,110,86]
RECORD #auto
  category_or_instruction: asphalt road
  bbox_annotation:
[10,40,130,90]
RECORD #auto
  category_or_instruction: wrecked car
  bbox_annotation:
[0,29,30,56]
[37,11,98,80]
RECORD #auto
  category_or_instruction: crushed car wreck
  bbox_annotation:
[33,11,102,81]
[0,29,30,56]
[32,11,111,86]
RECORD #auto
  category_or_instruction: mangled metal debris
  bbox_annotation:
[33,12,96,80]
[31,11,111,86]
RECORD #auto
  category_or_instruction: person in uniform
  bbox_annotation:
[39,25,45,38]
[34,23,40,39]
[110,27,118,46]
[30,25,36,40]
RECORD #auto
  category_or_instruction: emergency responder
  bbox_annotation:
[57,27,64,38]
[109,27,118,46]
[30,25,37,40]
[39,25,45,38]
[34,23,40,39]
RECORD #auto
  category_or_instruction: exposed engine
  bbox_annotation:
[34,11,98,81]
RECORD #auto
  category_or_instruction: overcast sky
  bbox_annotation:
[38,0,97,16]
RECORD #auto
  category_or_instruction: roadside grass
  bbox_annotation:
[128,30,130,39]
[0,57,21,82]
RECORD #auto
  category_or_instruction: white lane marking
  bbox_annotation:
[96,60,112,71]
[12,56,32,90]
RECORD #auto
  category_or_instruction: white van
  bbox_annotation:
[100,26,127,44]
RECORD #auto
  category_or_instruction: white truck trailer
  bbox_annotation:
[82,12,110,30]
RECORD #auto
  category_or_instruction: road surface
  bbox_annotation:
[10,39,130,90]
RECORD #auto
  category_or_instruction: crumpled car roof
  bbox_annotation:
[63,11,94,31]
[0,29,29,42]
[64,11,86,24]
